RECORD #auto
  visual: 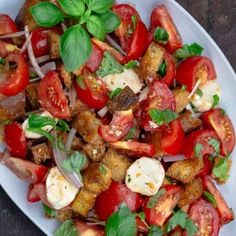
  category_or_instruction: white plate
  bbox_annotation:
[0,0,236,235]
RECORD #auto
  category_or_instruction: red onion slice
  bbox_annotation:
[162,154,186,162]
[35,55,51,64]
[40,62,56,74]
[65,128,77,152]
[20,34,32,54]
[68,85,77,108]
[105,35,127,56]
[97,106,108,117]
[0,31,26,39]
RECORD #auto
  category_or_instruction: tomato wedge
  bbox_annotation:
[186,198,220,236]
[202,176,234,224]
[176,56,216,92]
[75,72,109,110]
[4,122,27,159]
[149,5,182,53]
[0,52,29,96]
[98,109,134,143]
[27,184,41,202]
[0,14,17,35]
[110,141,156,157]
[95,181,143,221]
[183,130,221,158]
[143,185,181,227]
[196,155,213,177]
[4,156,48,184]
[201,109,235,155]
[38,71,70,119]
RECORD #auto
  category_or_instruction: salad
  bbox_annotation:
[0,0,235,235]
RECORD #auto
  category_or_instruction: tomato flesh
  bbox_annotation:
[0,14,17,35]
[201,109,235,155]
[4,122,27,159]
[38,71,70,119]
[75,220,104,236]
[95,181,143,221]
[27,184,41,202]
[196,155,213,177]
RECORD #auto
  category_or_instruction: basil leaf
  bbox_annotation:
[174,43,203,59]
[105,204,137,236]
[124,127,136,141]
[96,51,124,77]
[76,76,86,90]
[27,127,55,143]
[147,188,166,208]
[86,0,114,13]
[185,219,199,236]
[148,225,163,236]
[149,109,178,126]
[204,191,217,206]
[98,10,121,33]
[109,88,122,98]
[212,94,220,108]
[60,24,92,72]
[194,143,203,158]
[124,60,139,69]
[30,2,64,27]
[28,114,57,129]
[154,27,169,45]
[0,57,6,65]
[158,60,167,77]
[213,157,229,181]
[56,119,70,132]
[99,164,107,175]
[42,203,57,218]
[58,0,85,16]
[181,85,187,91]
[196,88,203,97]
[86,15,106,41]
[208,138,220,155]
[54,219,77,236]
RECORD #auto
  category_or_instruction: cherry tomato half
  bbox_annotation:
[4,122,27,159]
[95,181,143,221]
[176,56,217,92]
[201,109,235,155]
[27,184,41,202]
[196,155,213,177]
[0,14,17,35]
[38,71,70,119]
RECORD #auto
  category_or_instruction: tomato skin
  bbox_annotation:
[149,5,182,53]
[27,184,41,202]
[161,119,185,155]
[176,56,217,92]
[186,198,220,236]
[143,185,181,227]
[182,130,220,159]
[0,14,17,35]
[75,73,109,110]
[201,109,235,155]
[95,181,143,221]
[0,52,29,96]
[196,155,212,177]
[0,40,19,58]
[202,176,234,224]
[98,110,134,143]
[38,71,70,119]
[110,141,156,157]
[4,123,27,159]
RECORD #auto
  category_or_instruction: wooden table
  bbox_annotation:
[0,0,235,235]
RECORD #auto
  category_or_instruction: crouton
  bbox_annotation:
[172,88,190,113]
[31,143,51,164]
[26,82,40,111]
[179,111,202,133]
[49,31,61,59]
[83,141,106,162]
[57,63,72,88]
[166,159,204,183]
[102,148,131,182]
[72,188,96,216]
[178,178,203,207]
[56,209,73,222]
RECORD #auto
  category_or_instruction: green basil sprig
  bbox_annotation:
[54,220,77,236]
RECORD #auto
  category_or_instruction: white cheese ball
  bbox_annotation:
[46,167,78,210]
[125,157,165,196]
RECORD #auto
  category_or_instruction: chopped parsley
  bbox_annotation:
[76,76,86,90]
[181,85,187,91]
[212,94,220,108]
[174,43,203,59]
[213,157,230,181]
[149,109,178,126]
[99,164,107,175]
[196,88,203,97]
[194,143,203,158]
[124,127,136,140]
[154,27,169,45]
[124,60,139,69]
[157,60,167,77]
[208,138,220,155]
[204,191,217,206]
[109,88,122,98]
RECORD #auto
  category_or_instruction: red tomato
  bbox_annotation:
[183,130,220,159]
[143,185,181,227]
[95,181,143,221]
[34,182,53,207]
[176,56,217,92]
[149,5,182,53]
[161,119,185,155]
[4,123,27,159]
[75,220,104,236]
[141,80,176,132]
[110,141,156,157]
[135,216,149,233]
[0,40,18,58]
[202,176,234,224]
[27,184,40,202]
[38,71,70,119]
[0,14,17,35]
[98,109,134,142]
[201,109,235,155]
[0,52,29,96]
[75,72,109,110]
[4,156,48,184]
[85,42,104,73]
[196,155,212,177]
[186,199,220,236]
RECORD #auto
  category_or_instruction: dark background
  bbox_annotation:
[0,0,235,235]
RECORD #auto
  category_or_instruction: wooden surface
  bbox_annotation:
[0,1,235,235]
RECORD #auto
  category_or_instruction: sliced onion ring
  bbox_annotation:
[162,154,186,162]
[65,127,77,152]
[40,62,56,74]
[105,35,127,56]
[0,31,26,39]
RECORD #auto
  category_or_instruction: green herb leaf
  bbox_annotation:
[109,87,122,98]
[86,0,114,14]
[26,127,55,143]
[76,76,86,90]
[208,138,220,155]
[213,157,229,181]
[148,225,163,236]
[157,60,167,77]
[196,88,203,97]
[181,85,187,91]
[136,212,146,222]
[105,204,137,236]
[131,15,137,30]
[96,51,124,77]
[28,114,57,129]
[58,0,85,16]
[54,219,77,236]
[57,119,70,132]
[149,109,179,126]
[220,108,226,116]
[194,143,203,158]
[174,43,204,59]
[30,72,37,79]
[86,15,106,41]
[204,191,217,206]
[124,60,139,69]
[99,164,107,175]
[154,27,169,45]
[42,203,57,218]
[124,127,136,140]
[147,188,166,208]
[0,57,6,65]
[212,94,220,108]
[60,24,92,72]
[30,2,64,28]
[185,218,199,236]
[98,10,121,33]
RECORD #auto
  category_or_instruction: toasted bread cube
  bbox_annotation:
[49,31,60,59]
[172,88,190,113]
[31,143,51,164]
[83,141,106,162]
[180,111,202,134]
